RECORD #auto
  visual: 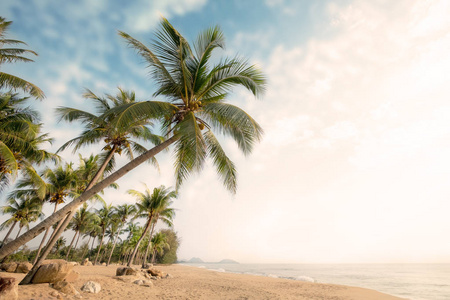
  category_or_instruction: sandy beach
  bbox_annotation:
[2,264,405,300]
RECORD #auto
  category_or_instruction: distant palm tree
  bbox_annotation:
[66,203,95,259]
[0,17,45,99]
[0,196,43,247]
[126,185,176,267]
[150,232,169,264]
[93,203,114,264]
[106,204,136,265]
[53,237,66,254]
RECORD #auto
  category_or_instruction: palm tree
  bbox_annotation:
[65,203,95,259]
[0,17,45,99]
[106,204,136,265]
[56,88,162,183]
[141,199,175,268]
[0,93,56,192]
[93,203,114,265]
[52,237,66,255]
[150,232,169,264]
[2,17,265,276]
[126,185,176,267]
[27,163,79,264]
[0,196,43,247]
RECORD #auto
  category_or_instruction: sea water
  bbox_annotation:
[181,263,450,300]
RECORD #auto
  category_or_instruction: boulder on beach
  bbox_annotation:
[15,262,32,274]
[50,281,79,295]
[0,262,17,273]
[0,277,18,300]
[81,281,101,294]
[31,260,74,284]
[116,267,138,276]
[81,258,92,266]
[147,268,166,278]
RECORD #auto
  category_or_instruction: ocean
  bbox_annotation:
[182,263,450,300]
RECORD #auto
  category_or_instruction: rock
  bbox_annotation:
[133,279,153,287]
[85,262,93,266]
[64,270,80,283]
[147,268,165,278]
[0,262,17,273]
[165,273,173,279]
[50,281,79,295]
[101,262,106,266]
[68,261,79,266]
[49,290,60,297]
[0,277,18,300]
[15,262,33,273]
[81,281,101,294]
[116,267,137,276]
[81,258,89,266]
[32,260,74,284]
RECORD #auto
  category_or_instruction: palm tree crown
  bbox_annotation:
[115,17,266,193]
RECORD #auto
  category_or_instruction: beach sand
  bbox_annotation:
[3,264,404,299]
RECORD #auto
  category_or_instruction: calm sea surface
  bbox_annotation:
[182,263,450,300]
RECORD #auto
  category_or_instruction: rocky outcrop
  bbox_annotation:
[50,281,79,295]
[31,260,74,284]
[147,268,166,278]
[133,279,153,287]
[0,277,18,300]
[81,281,101,293]
[0,262,17,273]
[15,262,32,273]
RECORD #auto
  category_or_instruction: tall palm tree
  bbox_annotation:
[3,17,265,277]
[106,204,136,265]
[52,237,65,255]
[126,185,176,267]
[0,196,43,247]
[0,93,56,192]
[93,202,114,265]
[0,17,45,99]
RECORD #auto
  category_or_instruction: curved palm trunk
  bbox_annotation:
[33,203,58,265]
[94,228,106,265]
[65,230,78,260]
[127,218,152,267]
[73,232,81,251]
[142,222,156,268]
[14,139,176,286]
[107,228,122,266]
[1,221,17,247]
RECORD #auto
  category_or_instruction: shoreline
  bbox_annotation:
[3,263,405,299]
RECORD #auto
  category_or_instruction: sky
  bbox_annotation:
[1,0,450,264]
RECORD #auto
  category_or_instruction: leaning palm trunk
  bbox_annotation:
[142,222,156,268]
[33,204,58,264]
[1,221,17,247]
[11,138,175,285]
[94,229,107,265]
[127,218,152,267]
[15,226,23,239]
[65,230,78,260]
